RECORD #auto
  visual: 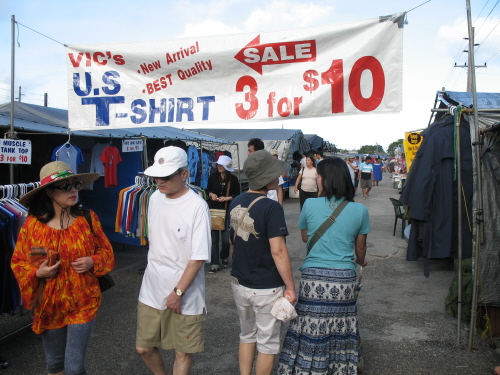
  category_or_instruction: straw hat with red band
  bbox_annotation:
[19,161,100,207]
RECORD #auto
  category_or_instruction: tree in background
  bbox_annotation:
[357,144,385,155]
[387,139,404,157]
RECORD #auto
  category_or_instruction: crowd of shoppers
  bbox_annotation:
[11,141,371,375]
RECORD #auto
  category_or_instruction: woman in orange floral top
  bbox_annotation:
[11,161,114,375]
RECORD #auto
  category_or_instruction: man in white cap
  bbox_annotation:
[135,146,211,375]
[229,150,296,375]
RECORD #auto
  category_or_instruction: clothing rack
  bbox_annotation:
[0,183,38,368]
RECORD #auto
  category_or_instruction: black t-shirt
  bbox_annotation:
[229,192,288,289]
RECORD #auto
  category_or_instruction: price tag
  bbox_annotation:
[122,138,143,152]
[0,139,32,164]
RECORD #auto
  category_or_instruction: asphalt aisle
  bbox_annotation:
[1,176,499,374]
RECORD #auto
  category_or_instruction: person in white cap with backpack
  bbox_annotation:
[135,146,211,375]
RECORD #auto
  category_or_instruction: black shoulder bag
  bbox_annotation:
[306,199,349,255]
[84,210,115,292]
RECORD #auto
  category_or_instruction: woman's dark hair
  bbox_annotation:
[28,187,84,223]
[316,157,355,202]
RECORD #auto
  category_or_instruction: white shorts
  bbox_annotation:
[231,278,284,354]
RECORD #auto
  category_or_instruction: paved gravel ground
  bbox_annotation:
[1,176,499,374]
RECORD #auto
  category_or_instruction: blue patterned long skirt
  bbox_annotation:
[278,267,360,375]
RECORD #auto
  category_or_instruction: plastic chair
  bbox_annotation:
[389,198,406,238]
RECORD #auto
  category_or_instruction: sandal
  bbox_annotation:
[222,259,229,267]
[208,268,219,274]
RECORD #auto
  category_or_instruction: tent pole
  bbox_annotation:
[456,110,463,346]
[466,1,484,350]
[198,141,203,187]
[142,136,148,171]
[236,143,242,193]
[9,15,16,184]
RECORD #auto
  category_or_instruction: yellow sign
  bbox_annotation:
[403,132,423,172]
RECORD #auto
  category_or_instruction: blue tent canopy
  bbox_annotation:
[0,102,232,144]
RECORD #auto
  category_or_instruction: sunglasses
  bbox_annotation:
[53,181,82,192]
[154,169,182,182]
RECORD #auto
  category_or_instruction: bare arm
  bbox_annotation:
[166,259,205,313]
[277,185,284,206]
[355,234,368,266]
[294,174,302,193]
[269,236,296,304]
[301,229,308,243]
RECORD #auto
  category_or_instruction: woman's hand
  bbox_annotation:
[71,256,95,274]
[209,193,218,201]
[36,259,61,279]
[355,257,368,267]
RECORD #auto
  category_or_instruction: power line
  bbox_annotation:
[475,18,500,52]
[450,68,466,90]
[485,48,500,62]
[15,21,67,47]
[474,0,499,37]
[473,0,491,24]
[406,0,431,13]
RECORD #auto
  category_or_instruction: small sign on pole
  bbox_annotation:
[122,138,143,152]
[0,139,32,164]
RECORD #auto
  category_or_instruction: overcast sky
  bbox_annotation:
[1,0,499,152]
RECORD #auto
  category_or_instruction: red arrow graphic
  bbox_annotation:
[234,35,316,75]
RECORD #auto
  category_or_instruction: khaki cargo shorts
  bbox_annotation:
[136,301,205,353]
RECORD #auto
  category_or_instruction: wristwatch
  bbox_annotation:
[174,287,185,297]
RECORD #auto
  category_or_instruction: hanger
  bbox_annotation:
[108,134,113,146]
[56,131,72,157]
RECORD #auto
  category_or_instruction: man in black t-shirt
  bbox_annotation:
[229,150,296,375]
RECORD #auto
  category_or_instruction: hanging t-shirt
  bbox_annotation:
[51,144,84,173]
[100,146,122,188]
[187,145,200,183]
[90,143,108,176]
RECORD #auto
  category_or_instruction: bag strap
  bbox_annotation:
[306,199,349,255]
[84,209,93,234]
[233,195,266,242]
[224,177,231,210]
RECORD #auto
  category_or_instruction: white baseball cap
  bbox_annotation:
[144,146,188,177]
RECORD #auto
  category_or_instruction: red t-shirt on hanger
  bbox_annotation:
[100,146,122,187]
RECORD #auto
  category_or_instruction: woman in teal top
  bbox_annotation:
[279,157,370,375]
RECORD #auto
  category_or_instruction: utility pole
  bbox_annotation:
[9,15,16,184]
[454,38,486,91]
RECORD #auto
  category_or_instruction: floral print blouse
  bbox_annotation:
[11,210,114,334]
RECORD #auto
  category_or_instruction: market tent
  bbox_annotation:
[0,102,233,245]
[190,128,309,169]
[303,134,324,151]
[0,102,233,144]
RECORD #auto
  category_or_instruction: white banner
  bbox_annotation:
[66,13,405,130]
